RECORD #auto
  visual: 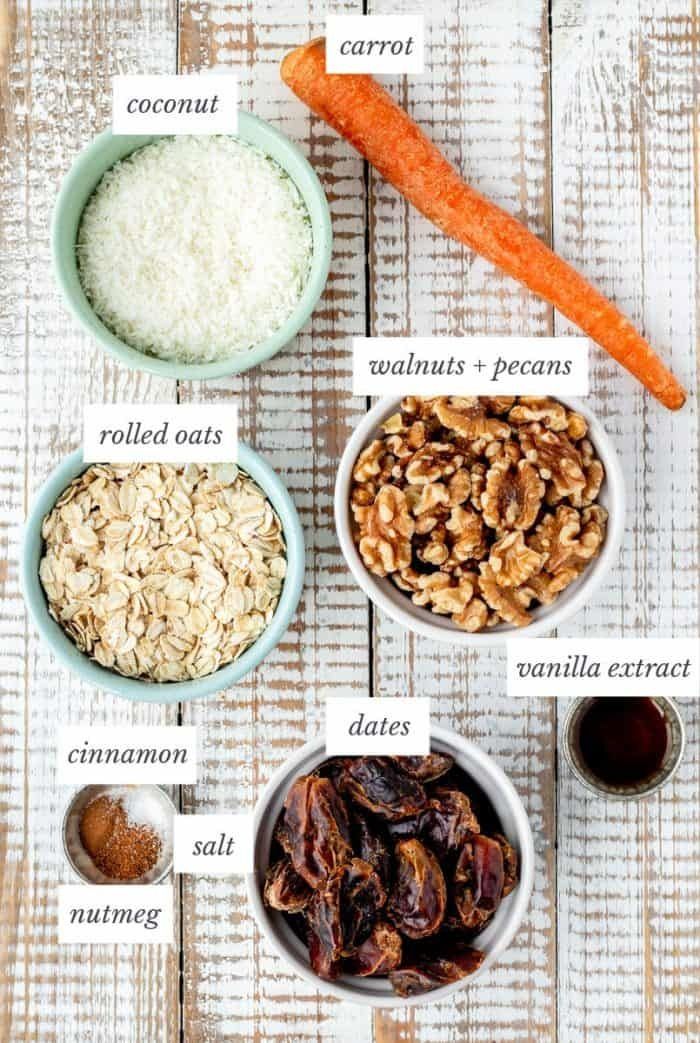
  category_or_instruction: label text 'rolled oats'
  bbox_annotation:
[83,403,237,464]
[326,697,430,756]
[352,337,589,397]
[57,726,198,784]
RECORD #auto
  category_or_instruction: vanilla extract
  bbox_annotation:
[515,653,691,680]
[576,698,669,787]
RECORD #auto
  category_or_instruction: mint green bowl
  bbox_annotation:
[52,115,332,379]
[21,446,305,703]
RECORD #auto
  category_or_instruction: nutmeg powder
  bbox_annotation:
[79,794,162,881]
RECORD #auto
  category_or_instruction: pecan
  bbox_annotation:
[481,458,544,531]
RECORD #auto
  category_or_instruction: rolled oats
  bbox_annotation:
[349,396,608,632]
[39,463,287,682]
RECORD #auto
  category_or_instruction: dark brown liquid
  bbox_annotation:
[577,697,669,786]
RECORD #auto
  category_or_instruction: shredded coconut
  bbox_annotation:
[77,135,313,363]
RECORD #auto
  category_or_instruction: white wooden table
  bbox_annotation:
[1,1,698,1040]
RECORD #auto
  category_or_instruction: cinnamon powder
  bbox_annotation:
[79,794,162,881]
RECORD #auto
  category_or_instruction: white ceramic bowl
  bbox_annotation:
[335,396,625,646]
[246,726,534,1008]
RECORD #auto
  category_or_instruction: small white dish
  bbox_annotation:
[246,727,534,1008]
[334,395,625,646]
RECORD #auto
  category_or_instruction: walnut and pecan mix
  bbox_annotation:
[39,463,286,681]
[350,397,607,631]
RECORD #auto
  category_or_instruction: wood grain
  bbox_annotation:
[367,4,557,1042]
[0,2,179,1040]
[551,2,700,1041]
[177,3,371,1041]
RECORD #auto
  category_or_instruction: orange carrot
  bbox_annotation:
[282,39,686,410]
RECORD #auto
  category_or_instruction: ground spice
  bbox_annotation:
[79,794,162,881]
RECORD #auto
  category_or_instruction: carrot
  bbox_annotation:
[281,39,686,410]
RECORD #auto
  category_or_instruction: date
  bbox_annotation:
[282,775,352,888]
[338,756,428,820]
[387,838,447,939]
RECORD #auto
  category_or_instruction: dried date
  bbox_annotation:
[306,857,386,977]
[263,858,312,914]
[389,946,485,997]
[495,832,519,897]
[387,838,447,939]
[352,809,392,889]
[454,834,505,930]
[338,858,386,955]
[339,757,428,821]
[282,775,352,888]
[307,873,344,981]
[392,754,454,782]
[344,922,403,977]
[387,788,479,858]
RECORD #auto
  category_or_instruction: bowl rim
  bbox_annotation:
[334,394,626,646]
[245,725,535,1008]
[51,113,333,380]
[20,446,305,703]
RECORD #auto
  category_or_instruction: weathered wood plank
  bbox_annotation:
[552,2,700,1040]
[366,4,557,1042]
[0,2,179,1040]
[177,3,371,1040]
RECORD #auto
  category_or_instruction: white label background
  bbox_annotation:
[83,404,237,464]
[174,814,255,875]
[507,638,699,698]
[113,74,238,134]
[326,697,430,755]
[352,336,589,396]
[58,885,174,944]
[326,15,424,74]
[57,726,198,784]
